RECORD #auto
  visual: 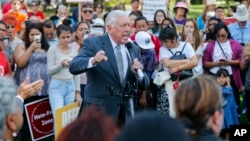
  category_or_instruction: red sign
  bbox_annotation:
[25,97,54,141]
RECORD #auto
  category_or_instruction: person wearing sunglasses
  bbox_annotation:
[27,0,45,23]
[203,22,243,116]
[0,21,12,77]
[1,14,23,70]
[80,3,95,25]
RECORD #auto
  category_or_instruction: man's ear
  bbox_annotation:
[106,25,112,33]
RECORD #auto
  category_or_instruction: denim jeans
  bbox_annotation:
[49,78,76,118]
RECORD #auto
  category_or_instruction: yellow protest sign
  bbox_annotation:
[55,102,80,140]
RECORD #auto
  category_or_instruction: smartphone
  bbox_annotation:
[3,36,10,46]
[34,35,41,43]
[219,59,226,62]
[187,30,193,37]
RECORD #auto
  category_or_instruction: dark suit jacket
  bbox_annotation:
[69,34,142,120]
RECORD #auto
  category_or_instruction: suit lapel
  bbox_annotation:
[101,34,121,84]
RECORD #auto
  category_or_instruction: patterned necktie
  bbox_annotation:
[115,45,124,83]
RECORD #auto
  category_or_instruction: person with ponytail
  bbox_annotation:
[47,19,82,120]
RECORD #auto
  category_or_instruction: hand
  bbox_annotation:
[75,91,82,106]
[61,59,71,67]
[0,41,8,51]
[30,41,41,51]
[243,50,250,58]
[169,66,178,74]
[214,60,228,67]
[132,58,143,73]
[139,93,147,108]
[186,36,195,45]
[92,50,108,64]
[17,78,44,100]
[239,86,245,93]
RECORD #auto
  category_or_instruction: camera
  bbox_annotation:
[34,35,41,43]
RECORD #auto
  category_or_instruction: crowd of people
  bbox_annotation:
[0,0,250,140]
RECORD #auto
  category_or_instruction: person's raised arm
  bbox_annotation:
[14,43,33,68]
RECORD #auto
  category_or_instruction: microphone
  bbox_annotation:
[137,68,144,81]
[126,42,144,81]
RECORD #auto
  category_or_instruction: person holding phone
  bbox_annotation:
[47,20,81,121]
[203,22,243,115]
[13,23,50,141]
[181,19,203,75]
[0,21,12,76]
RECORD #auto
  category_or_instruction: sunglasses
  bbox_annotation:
[216,34,227,39]
[82,10,93,14]
[31,4,38,7]
[6,26,15,29]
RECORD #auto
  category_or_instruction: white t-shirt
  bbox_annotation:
[159,41,196,71]
[192,43,207,75]
[210,40,233,75]
[10,37,23,52]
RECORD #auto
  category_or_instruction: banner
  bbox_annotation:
[66,0,93,2]
[55,102,80,139]
[142,0,167,21]
[25,98,54,141]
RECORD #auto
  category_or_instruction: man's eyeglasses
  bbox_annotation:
[216,34,227,39]
[82,10,93,14]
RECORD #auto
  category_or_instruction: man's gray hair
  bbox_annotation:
[0,77,17,136]
[105,10,128,28]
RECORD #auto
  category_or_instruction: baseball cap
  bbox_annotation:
[135,31,154,49]
[92,18,105,27]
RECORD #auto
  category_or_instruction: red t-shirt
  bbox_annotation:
[130,33,161,62]
[2,2,27,14]
[28,11,45,19]
[0,51,12,76]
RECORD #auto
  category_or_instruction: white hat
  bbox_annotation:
[233,4,249,21]
[206,0,216,5]
[206,11,215,18]
[135,31,154,49]
[93,18,104,26]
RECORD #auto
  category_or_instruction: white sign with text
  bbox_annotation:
[142,0,167,21]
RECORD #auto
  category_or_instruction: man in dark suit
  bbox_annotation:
[69,10,148,124]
